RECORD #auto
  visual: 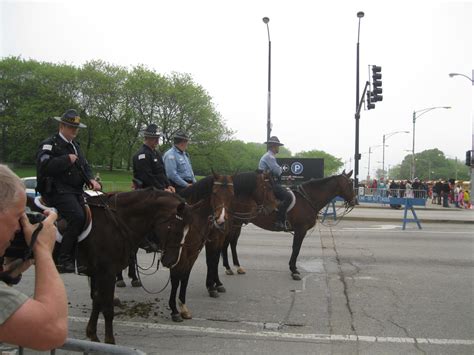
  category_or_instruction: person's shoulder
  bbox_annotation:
[163,147,175,158]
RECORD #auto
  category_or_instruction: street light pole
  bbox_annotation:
[367,144,384,180]
[354,11,364,191]
[382,130,409,178]
[411,106,451,180]
[263,17,271,144]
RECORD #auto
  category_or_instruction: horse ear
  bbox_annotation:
[211,169,219,179]
[176,202,186,217]
[346,170,353,178]
[341,169,346,176]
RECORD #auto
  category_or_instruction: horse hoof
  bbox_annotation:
[216,285,226,293]
[208,289,220,298]
[113,297,122,307]
[105,336,116,345]
[225,269,234,275]
[291,273,302,281]
[236,267,246,275]
[131,279,142,287]
[171,313,183,322]
[116,280,126,288]
[181,310,192,319]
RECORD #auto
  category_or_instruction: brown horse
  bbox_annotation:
[205,170,278,298]
[29,189,193,344]
[168,173,234,322]
[223,170,356,280]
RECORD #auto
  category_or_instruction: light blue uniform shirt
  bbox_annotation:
[163,146,196,188]
[258,150,282,179]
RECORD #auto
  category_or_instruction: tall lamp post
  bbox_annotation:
[382,130,409,178]
[263,17,271,144]
[412,106,451,180]
[367,144,384,180]
[449,70,473,206]
[354,11,364,191]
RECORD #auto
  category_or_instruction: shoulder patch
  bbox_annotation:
[42,144,53,151]
[138,154,146,160]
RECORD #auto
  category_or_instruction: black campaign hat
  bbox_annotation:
[53,109,86,128]
[174,131,189,141]
[264,136,284,146]
[143,124,161,138]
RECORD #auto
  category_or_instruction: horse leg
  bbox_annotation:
[289,227,307,281]
[116,271,126,288]
[231,226,245,275]
[128,253,141,287]
[86,276,101,342]
[205,245,219,298]
[169,270,183,322]
[222,238,233,275]
[213,251,225,293]
[102,273,117,344]
[178,271,192,319]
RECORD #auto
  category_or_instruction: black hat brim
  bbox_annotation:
[53,116,87,128]
[264,141,284,146]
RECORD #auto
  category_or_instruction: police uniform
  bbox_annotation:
[258,136,292,230]
[36,109,92,273]
[132,124,171,190]
[163,131,196,193]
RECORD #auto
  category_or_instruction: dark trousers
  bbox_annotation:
[46,193,85,261]
[273,184,292,222]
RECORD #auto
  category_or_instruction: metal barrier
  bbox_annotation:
[1,338,146,354]
[358,188,427,203]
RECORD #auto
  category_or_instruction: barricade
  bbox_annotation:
[1,338,146,355]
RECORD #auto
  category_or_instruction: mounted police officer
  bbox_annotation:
[132,124,175,192]
[163,131,196,193]
[36,109,101,273]
[258,136,292,231]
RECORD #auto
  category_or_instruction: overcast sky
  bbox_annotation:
[1,0,472,178]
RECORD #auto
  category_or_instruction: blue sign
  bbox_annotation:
[291,162,304,175]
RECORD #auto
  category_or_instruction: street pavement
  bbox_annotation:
[10,206,474,354]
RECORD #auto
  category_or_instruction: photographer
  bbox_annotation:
[0,164,67,350]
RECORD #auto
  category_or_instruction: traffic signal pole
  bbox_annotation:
[354,11,364,193]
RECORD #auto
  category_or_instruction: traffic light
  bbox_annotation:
[466,150,473,167]
[366,90,375,110]
[371,65,383,102]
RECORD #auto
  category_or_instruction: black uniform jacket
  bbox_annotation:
[36,133,93,195]
[132,144,170,189]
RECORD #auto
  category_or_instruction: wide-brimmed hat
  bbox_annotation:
[264,136,284,146]
[174,131,190,141]
[143,124,161,138]
[53,109,86,128]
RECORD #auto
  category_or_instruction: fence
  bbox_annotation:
[1,338,146,354]
[357,188,427,203]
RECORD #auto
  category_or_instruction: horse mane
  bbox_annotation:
[178,175,214,202]
[233,171,258,197]
[303,175,338,188]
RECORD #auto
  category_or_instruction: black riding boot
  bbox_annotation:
[57,234,76,273]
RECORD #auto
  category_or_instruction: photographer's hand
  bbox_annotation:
[20,209,57,254]
[2,257,34,278]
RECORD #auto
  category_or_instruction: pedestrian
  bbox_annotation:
[406,180,413,198]
[0,164,67,350]
[258,136,292,231]
[441,180,450,207]
[163,131,197,193]
[463,189,471,209]
[36,109,101,273]
[132,124,175,192]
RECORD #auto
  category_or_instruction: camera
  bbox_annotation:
[4,211,46,260]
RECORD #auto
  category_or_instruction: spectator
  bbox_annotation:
[441,180,450,207]
[464,189,471,209]
[0,164,67,350]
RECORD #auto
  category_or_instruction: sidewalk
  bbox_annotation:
[331,202,474,224]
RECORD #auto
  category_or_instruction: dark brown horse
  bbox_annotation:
[223,170,356,280]
[28,189,193,344]
[204,170,278,298]
[168,173,234,322]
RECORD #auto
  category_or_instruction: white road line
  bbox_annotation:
[69,316,474,346]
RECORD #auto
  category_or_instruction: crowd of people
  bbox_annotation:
[365,177,471,209]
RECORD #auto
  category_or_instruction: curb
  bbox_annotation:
[342,217,474,224]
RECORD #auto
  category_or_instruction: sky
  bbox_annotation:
[1,0,472,180]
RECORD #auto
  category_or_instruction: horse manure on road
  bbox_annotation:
[114,300,159,319]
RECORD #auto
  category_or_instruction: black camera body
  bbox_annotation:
[4,212,46,259]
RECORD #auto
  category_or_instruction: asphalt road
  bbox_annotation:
[13,219,474,354]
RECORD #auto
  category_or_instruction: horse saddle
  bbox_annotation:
[33,196,93,243]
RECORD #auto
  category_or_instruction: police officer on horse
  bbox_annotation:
[36,109,101,273]
[163,131,196,193]
[132,124,175,192]
[259,136,292,231]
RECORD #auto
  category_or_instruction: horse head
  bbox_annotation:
[152,196,194,268]
[255,171,278,215]
[210,172,234,230]
[338,169,357,207]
